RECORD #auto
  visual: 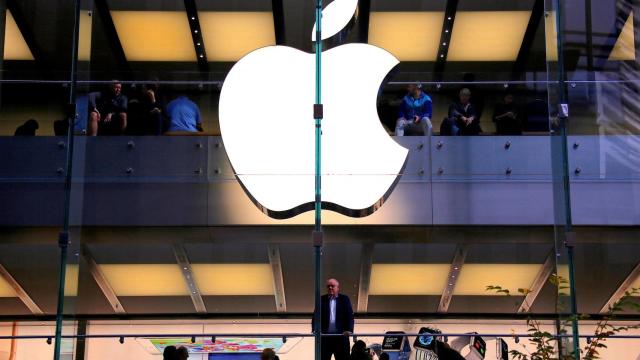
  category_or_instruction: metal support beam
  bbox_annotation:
[600,262,640,313]
[357,243,374,313]
[434,0,459,76]
[594,0,633,70]
[75,319,88,360]
[438,245,468,313]
[174,244,207,314]
[271,0,286,45]
[512,0,544,77]
[267,244,287,312]
[6,0,44,62]
[184,0,208,71]
[93,0,129,73]
[82,246,126,314]
[0,0,7,110]
[518,250,555,313]
[356,0,371,43]
[0,264,43,315]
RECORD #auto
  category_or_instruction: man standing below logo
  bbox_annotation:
[395,83,433,136]
[313,278,354,360]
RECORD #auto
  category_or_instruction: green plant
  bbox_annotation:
[486,275,640,360]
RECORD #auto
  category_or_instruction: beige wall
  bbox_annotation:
[0,106,64,136]
[0,323,13,360]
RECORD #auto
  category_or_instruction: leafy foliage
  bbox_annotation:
[486,275,640,360]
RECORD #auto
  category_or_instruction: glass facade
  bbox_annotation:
[1,0,639,359]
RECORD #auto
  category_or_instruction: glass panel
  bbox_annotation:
[2,0,640,359]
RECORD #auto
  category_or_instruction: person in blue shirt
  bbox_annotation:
[166,96,203,133]
[395,83,433,136]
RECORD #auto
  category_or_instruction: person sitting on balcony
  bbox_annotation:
[88,81,128,136]
[166,95,203,133]
[395,82,433,136]
[493,92,523,135]
[14,119,39,136]
[54,118,69,136]
[143,82,166,135]
[129,80,166,135]
[440,88,481,136]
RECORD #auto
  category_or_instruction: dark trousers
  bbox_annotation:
[440,117,481,136]
[321,335,350,360]
[496,119,522,135]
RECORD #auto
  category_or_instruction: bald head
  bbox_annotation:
[326,278,340,297]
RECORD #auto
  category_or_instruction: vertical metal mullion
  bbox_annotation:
[54,0,82,359]
[552,0,580,357]
[313,1,323,359]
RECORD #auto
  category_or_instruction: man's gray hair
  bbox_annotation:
[460,88,471,96]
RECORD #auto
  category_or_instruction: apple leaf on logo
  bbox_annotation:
[311,0,359,41]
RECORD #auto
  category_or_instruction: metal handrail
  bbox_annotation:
[1,332,640,340]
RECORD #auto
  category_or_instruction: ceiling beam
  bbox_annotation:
[5,0,43,62]
[93,0,130,74]
[82,245,126,314]
[357,243,374,313]
[0,1,7,69]
[438,244,468,313]
[184,0,208,70]
[518,250,555,313]
[600,262,640,314]
[271,0,286,45]
[267,244,287,312]
[594,0,634,70]
[356,0,371,43]
[174,244,207,314]
[434,0,459,76]
[512,0,544,77]
[0,264,43,315]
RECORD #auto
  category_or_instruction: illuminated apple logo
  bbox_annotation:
[219,0,408,219]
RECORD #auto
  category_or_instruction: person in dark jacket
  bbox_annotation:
[88,81,128,136]
[493,92,523,135]
[313,278,355,360]
[440,88,481,136]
